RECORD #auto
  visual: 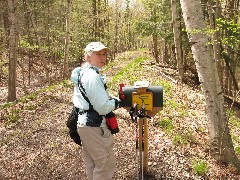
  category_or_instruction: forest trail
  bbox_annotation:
[0,51,239,180]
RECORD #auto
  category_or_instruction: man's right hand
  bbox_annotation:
[112,98,121,109]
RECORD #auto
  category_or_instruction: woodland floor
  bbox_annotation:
[0,51,240,180]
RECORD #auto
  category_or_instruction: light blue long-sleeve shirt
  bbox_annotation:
[71,62,116,127]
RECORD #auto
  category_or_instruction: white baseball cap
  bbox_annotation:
[84,42,110,53]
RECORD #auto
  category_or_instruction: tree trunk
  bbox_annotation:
[180,0,240,169]
[171,0,184,81]
[22,0,32,86]
[161,38,166,63]
[151,5,159,63]
[97,0,103,39]
[113,0,119,56]
[92,0,97,39]
[19,55,28,94]
[226,0,235,97]
[28,5,50,83]
[221,46,239,92]
[152,34,159,63]
[63,0,72,79]
[7,0,17,102]
[208,0,223,86]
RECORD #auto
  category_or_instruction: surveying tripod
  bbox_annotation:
[129,102,150,180]
[119,81,163,180]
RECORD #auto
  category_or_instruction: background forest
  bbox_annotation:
[0,0,240,179]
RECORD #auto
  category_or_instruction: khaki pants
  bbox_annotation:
[77,126,116,180]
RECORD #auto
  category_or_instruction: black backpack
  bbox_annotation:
[66,106,82,146]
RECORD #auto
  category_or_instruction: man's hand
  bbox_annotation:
[112,98,121,109]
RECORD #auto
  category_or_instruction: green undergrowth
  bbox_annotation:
[0,81,72,110]
[192,160,209,176]
[227,109,240,154]
[112,57,147,85]
[1,81,72,127]
[154,79,199,146]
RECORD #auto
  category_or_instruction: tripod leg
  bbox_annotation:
[139,118,144,179]
[143,117,148,174]
[136,121,139,180]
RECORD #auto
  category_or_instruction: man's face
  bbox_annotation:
[89,49,108,68]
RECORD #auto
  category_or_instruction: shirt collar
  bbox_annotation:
[83,62,100,73]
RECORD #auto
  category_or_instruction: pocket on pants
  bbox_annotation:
[102,127,114,153]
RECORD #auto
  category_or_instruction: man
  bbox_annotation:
[71,42,120,180]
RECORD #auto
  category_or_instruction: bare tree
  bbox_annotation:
[180,0,240,169]
[7,0,18,102]
[152,5,159,63]
[63,0,72,79]
[207,0,223,86]
[171,0,184,80]
[22,6,50,83]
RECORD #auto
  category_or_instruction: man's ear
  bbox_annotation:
[85,53,91,61]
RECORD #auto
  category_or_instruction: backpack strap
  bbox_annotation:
[78,70,94,110]
[77,66,106,110]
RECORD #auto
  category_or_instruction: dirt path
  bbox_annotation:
[0,51,239,179]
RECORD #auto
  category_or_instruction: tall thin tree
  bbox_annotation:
[171,0,184,80]
[7,0,18,102]
[208,0,223,85]
[63,0,72,79]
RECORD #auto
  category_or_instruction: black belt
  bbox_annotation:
[75,107,88,115]
[78,110,88,115]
